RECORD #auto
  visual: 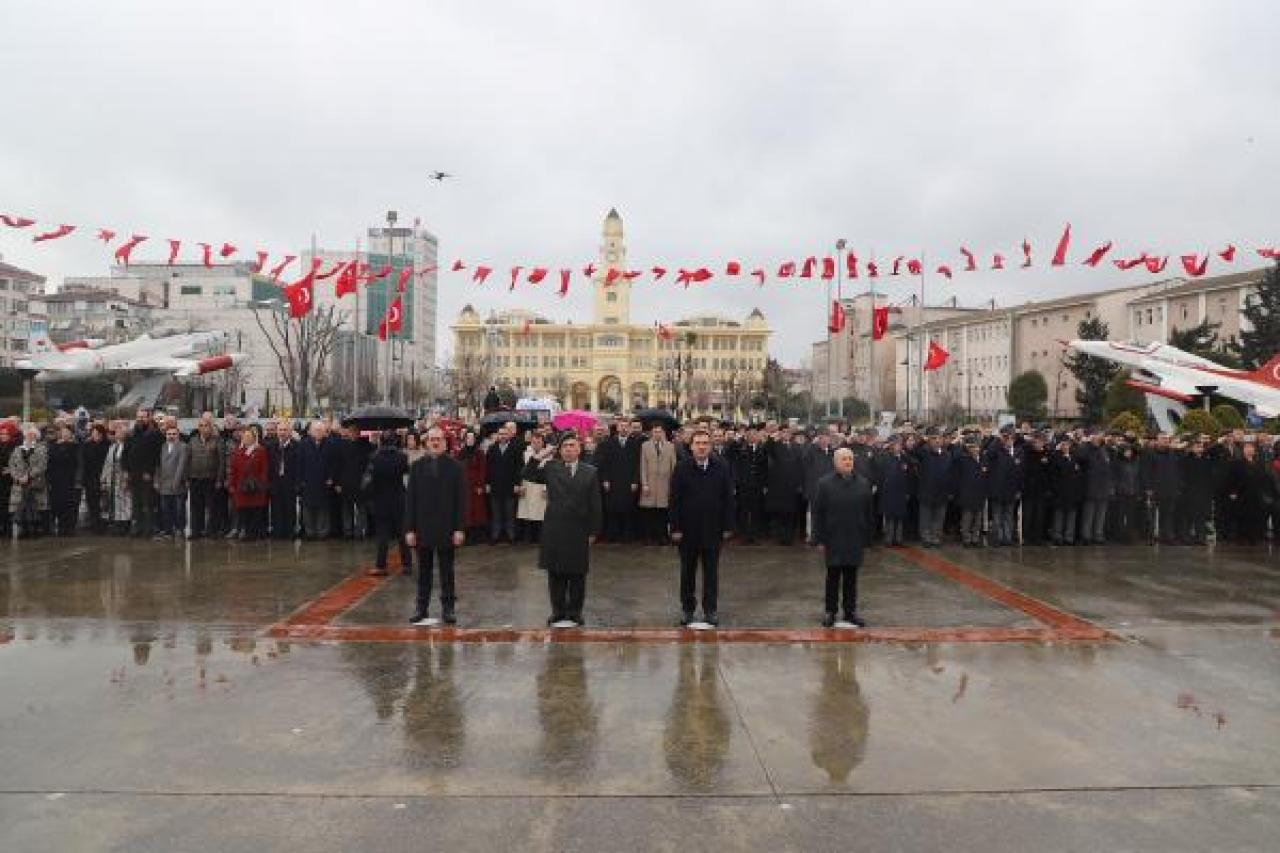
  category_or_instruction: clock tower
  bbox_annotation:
[593,208,630,326]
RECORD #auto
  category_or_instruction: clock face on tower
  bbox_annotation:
[607,251,618,262]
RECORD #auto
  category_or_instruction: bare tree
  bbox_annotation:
[547,371,570,407]
[450,351,494,418]
[251,302,344,419]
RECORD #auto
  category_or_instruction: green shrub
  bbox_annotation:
[1210,404,1245,430]
[1178,408,1219,437]
[1109,411,1145,435]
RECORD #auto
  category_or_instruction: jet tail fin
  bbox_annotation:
[1248,353,1280,388]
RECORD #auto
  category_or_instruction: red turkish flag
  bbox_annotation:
[690,267,713,283]
[397,267,413,292]
[846,252,858,279]
[1021,239,1033,268]
[675,269,694,287]
[1051,223,1071,266]
[219,242,237,259]
[387,296,404,333]
[198,242,214,268]
[113,234,147,267]
[1143,255,1168,274]
[167,239,182,264]
[558,268,571,296]
[285,275,314,319]
[651,266,667,280]
[1113,255,1147,271]
[369,265,392,281]
[623,270,642,281]
[656,322,674,341]
[254,250,269,273]
[821,257,835,280]
[527,267,548,285]
[32,224,75,242]
[269,255,297,281]
[1,215,35,228]
[871,306,890,340]
[472,265,493,285]
[891,256,903,276]
[96,228,117,243]
[936,264,953,279]
[906,259,922,276]
[751,268,766,285]
[960,247,977,272]
[992,253,1005,270]
[777,261,796,278]
[509,267,523,290]
[800,257,817,278]
[1218,245,1236,262]
[1259,248,1280,260]
[1083,241,1113,267]
[451,260,465,272]
[1180,254,1209,277]
[335,262,359,298]
[582,263,597,278]
[726,260,742,276]
[827,300,846,334]
[867,262,879,278]
[378,319,388,342]
[924,340,949,371]
[604,268,621,286]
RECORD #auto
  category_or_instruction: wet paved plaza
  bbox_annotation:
[1,537,1278,851]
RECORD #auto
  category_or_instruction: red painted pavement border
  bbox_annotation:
[896,545,1112,637]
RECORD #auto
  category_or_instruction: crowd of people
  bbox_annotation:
[4,408,1279,626]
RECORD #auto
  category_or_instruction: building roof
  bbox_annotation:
[0,260,46,284]
[1126,268,1265,304]
[41,288,149,307]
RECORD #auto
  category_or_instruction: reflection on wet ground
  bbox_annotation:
[1,537,1278,850]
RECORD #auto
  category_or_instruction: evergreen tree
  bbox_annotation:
[1006,370,1048,421]
[1103,372,1146,420]
[1168,318,1242,368]
[1235,262,1280,369]
[1063,316,1118,425]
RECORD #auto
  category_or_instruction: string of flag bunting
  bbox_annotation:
[4,212,1277,356]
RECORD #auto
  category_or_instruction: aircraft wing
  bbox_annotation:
[1136,363,1204,398]
[130,354,245,377]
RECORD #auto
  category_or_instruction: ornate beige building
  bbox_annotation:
[451,209,771,415]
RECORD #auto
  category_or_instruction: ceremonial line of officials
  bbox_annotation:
[6,411,1278,628]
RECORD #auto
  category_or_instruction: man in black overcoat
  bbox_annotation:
[597,419,642,542]
[669,429,735,627]
[405,427,468,625]
[811,448,874,627]
[523,435,602,627]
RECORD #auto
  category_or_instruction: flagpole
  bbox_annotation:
[353,236,361,412]
[918,249,927,422]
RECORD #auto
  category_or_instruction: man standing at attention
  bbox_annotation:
[404,428,467,625]
[524,435,602,628]
[812,447,874,628]
[669,429,735,627]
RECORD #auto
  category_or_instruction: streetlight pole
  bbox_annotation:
[835,238,846,422]
[383,210,397,406]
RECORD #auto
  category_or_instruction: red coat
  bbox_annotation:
[463,450,489,527]
[229,444,270,509]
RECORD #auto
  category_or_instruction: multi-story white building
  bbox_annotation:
[0,260,46,369]
[30,286,154,345]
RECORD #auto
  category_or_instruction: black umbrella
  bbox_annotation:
[633,408,680,432]
[342,405,415,431]
[479,410,538,436]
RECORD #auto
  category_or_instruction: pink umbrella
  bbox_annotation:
[553,410,598,435]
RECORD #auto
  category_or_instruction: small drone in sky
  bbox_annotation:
[428,171,453,182]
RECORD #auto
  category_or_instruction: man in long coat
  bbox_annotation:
[597,419,642,542]
[669,429,735,626]
[811,448,874,627]
[523,435,602,627]
[638,423,677,544]
[404,427,468,625]
[801,432,835,544]
[764,428,804,545]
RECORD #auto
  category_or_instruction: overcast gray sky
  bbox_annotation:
[1,1,1276,363]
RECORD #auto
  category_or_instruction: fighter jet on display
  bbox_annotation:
[1066,339,1280,429]
[17,324,247,383]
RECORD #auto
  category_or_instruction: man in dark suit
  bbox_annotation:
[669,429,735,627]
[523,434,602,628]
[729,426,768,543]
[405,427,468,625]
[812,448,875,628]
[597,419,642,541]
[268,421,301,540]
[485,422,524,544]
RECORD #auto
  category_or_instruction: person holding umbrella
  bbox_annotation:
[523,434,602,628]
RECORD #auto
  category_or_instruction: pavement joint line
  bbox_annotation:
[895,545,1115,637]
[2,783,1278,800]
[715,653,782,802]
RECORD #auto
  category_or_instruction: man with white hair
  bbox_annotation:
[811,447,874,628]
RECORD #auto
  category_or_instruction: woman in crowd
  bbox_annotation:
[459,430,489,544]
[517,431,548,543]
[368,430,412,576]
[228,423,269,541]
[46,424,81,536]
[1226,440,1273,545]
[81,423,110,534]
[7,426,49,538]
[100,424,132,535]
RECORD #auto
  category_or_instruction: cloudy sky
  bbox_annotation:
[1,1,1276,363]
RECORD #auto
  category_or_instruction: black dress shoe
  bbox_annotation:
[679,612,694,627]
[409,610,428,624]
[442,607,457,625]
[703,611,719,627]
[821,612,836,628]
[844,613,867,628]
[546,614,563,626]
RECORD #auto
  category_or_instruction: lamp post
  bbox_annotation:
[383,210,397,405]
[835,238,846,421]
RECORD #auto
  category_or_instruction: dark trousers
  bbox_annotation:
[1022,493,1048,544]
[416,546,457,611]
[239,505,267,540]
[130,477,156,536]
[642,507,669,543]
[679,542,721,615]
[547,572,586,621]
[376,508,412,570]
[1182,503,1211,544]
[489,494,516,542]
[770,510,797,545]
[271,491,297,540]
[189,478,213,537]
[158,493,185,536]
[302,503,329,538]
[83,483,103,533]
[736,492,765,541]
[210,487,230,534]
[825,564,860,617]
[52,488,79,535]
[604,506,634,541]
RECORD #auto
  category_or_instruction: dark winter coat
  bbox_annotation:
[764,438,803,513]
[80,439,109,492]
[597,434,643,512]
[46,441,81,499]
[984,443,1023,502]
[668,454,736,548]
[1050,451,1084,507]
[953,453,988,512]
[1022,444,1053,497]
[1140,448,1181,501]
[1074,442,1113,501]
[915,446,955,505]
[524,458,603,576]
[874,451,914,519]
[801,443,835,502]
[729,441,769,497]
[269,439,301,495]
[405,452,467,548]
[122,425,163,482]
[811,472,874,567]
[297,437,331,507]
[366,447,408,520]
[1179,452,1215,513]
[485,438,525,494]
